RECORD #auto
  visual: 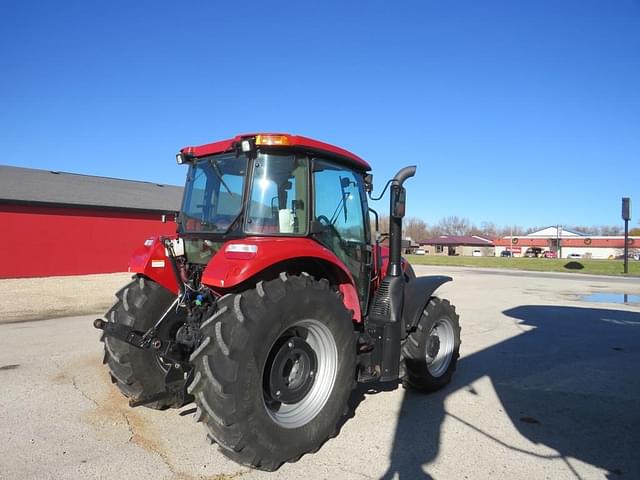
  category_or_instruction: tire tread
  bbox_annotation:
[100,275,184,410]
[402,297,462,392]
[191,273,355,471]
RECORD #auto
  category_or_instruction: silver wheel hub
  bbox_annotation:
[263,319,337,429]
[426,316,455,377]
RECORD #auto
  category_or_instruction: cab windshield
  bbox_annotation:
[180,152,309,235]
[180,154,247,233]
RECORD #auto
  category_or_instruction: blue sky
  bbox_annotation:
[1,1,638,228]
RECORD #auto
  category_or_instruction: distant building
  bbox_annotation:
[0,165,182,278]
[402,237,420,254]
[495,226,638,259]
[418,235,495,257]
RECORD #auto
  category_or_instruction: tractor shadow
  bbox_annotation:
[352,306,640,479]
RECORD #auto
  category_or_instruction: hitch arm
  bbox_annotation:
[94,319,185,365]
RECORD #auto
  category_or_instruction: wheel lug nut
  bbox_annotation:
[287,341,294,349]
[275,390,281,397]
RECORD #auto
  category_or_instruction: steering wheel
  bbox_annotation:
[316,215,332,226]
[316,215,341,238]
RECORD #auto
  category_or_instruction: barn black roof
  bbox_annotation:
[0,165,183,213]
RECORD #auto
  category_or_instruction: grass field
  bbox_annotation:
[405,255,640,277]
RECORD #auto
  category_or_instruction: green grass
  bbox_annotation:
[405,255,640,277]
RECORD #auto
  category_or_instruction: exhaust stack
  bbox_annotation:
[387,166,417,277]
[367,165,416,382]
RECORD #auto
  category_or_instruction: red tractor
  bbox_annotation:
[95,133,461,470]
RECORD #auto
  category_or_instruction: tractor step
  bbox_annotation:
[357,363,381,383]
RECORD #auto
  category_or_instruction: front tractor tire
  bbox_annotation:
[402,297,461,392]
[101,275,186,410]
[188,274,356,471]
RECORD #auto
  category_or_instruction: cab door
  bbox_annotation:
[312,159,371,310]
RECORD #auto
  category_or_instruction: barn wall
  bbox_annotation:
[0,204,177,278]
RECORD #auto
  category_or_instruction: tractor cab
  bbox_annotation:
[176,134,374,307]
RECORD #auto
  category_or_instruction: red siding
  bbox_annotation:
[0,204,177,278]
[494,237,637,248]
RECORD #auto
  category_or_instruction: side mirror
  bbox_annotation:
[364,173,373,193]
[392,187,406,218]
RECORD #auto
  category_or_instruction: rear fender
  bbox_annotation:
[128,236,179,294]
[402,275,452,331]
[201,237,362,322]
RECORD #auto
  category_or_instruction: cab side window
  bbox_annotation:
[313,159,368,300]
[245,154,308,235]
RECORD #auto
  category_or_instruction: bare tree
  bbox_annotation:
[479,221,498,237]
[369,214,429,242]
[497,225,526,237]
[435,216,472,236]
[370,214,390,237]
[369,214,634,242]
[599,225,624,236]
[467,223,485,236]
[524,225,546,235]
[404,217,429,242]
[571,225,596,235]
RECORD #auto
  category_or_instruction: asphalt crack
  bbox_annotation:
[122,411,135,442]
[71,375,100,408]
[51,357,251,480]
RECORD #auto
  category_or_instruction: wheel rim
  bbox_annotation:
[426,316,456,377]
[263,319,338,429]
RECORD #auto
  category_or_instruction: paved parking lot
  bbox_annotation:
[0,273,131,324]
[1,266,639,479]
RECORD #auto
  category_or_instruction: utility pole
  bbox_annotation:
[510,225,513,259]
[622,197,631,274]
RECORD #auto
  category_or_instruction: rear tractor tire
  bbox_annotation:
[101,275,187,410]
[402,297,461,392]
[188,273,356,471]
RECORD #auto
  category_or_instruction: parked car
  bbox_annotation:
[524,247,543,258]
[414,248,426,255]
[500,250,512,257]
[567,253,582,259]
[543,251,557,258]
[614,253,637,260]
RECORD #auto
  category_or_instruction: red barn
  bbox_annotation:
[0,165,182,278]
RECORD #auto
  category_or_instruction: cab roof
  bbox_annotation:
[180,133,371,171]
